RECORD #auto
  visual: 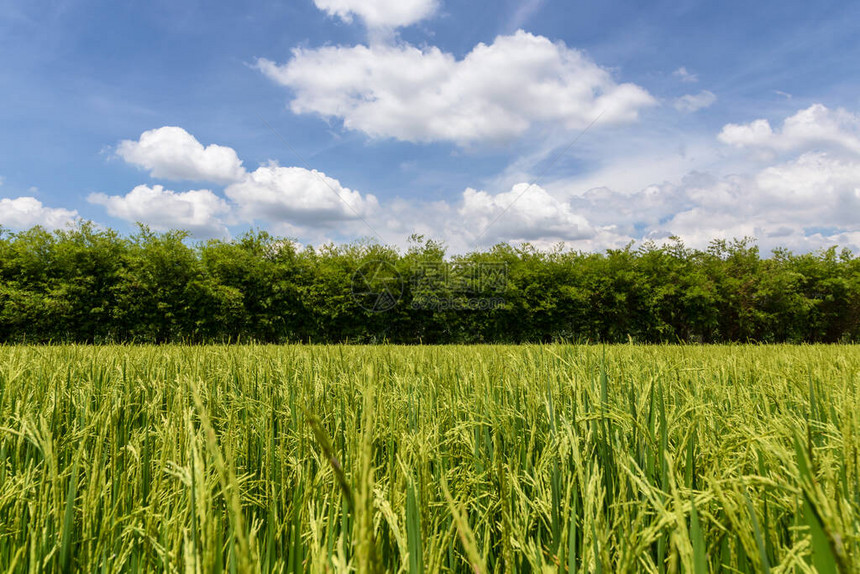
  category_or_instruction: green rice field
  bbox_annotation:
[0,345,857,573]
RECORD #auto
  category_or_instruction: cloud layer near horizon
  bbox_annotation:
[88,185,232,237]
[0,197,79,231]
[3,104,858,255]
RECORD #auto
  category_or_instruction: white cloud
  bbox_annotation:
[117,127,246,184]
[266,181,615,252]
[397,134,860,253]
[674,90,716,113]
[755,152,860,225]
[258,31,656,145]
[0,197,78,230]
[105,127,380,238]
[219,148,859,253]
[565,151,860,252]
[87,110,859,253]
[718,118,775,149]
[226,163,379,226]
[356,183,623,253]
[457,184,595,243]
[88,185,231,237]
[718,104,860,155]
[313,0,438,28]
[673,67,698,83]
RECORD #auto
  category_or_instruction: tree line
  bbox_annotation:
[0,223,858,344]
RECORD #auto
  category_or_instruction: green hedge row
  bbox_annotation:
[1,223,858,343]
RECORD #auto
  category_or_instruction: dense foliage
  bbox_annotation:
[0,345,857,572]
[0,223,858,343]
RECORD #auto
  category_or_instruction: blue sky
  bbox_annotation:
[1,0,859,252]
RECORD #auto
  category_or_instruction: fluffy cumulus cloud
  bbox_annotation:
[313,0,438,28]
[648,174,858,251]
[0,197,78,230]
[117,127,246,184]
[102,126,383,237]
[718,104,860,155]
[226,163,379,226]
[88,185,231,236]
[361,184,627,253]
[457,184,595,243]
[674,90,716,113]
[755,152,860,226]
[257,31,656,145]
